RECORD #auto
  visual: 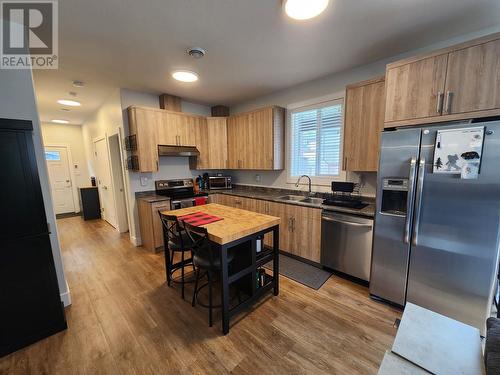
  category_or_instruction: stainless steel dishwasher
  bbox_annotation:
[320,210,374,282]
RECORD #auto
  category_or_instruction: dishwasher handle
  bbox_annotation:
[322,216,373,228]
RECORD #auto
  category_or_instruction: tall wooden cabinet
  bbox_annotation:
[227,106,285,170]
[128,106,160,172]
[190,117,228,169]
[343,76,385,172]
[384,32,500,127]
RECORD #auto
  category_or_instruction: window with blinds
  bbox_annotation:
[290,100,343,177]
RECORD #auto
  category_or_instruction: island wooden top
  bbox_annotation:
[160,203,280,245]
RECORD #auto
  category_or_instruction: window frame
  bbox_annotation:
[286,93,346,187]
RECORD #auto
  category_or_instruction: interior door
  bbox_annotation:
[406,121,500,332]
[94,138,117,228]
[45,146,75,214]
[445,39,500,115]
[385,54,448,123]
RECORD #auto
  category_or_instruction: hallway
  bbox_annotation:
[0,217,400,374]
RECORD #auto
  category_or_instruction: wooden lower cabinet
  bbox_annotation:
[137,199,171,252]
[213,194,321,263]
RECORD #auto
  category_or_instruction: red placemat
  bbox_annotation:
[178,211,223,226]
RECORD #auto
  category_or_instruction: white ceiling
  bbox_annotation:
[34,0,500,125]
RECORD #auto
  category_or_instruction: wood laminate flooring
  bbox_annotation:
[0,217,401,374]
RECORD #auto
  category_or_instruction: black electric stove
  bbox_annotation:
[155,179,207,209]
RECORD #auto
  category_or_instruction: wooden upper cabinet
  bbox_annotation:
[127,106,159,172]
[158,111,178,146]
[227,112,249,169]
[159,111,197,146]
[385,54,448,124]
[384,32,500,127]
[207,117,228,169]
[191,117,228,170]
[445,39,500,115]
[227,106,285,170]
[344,77,385,172]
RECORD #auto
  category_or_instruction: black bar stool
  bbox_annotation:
[183,221,235,327]
[158,212,195,299]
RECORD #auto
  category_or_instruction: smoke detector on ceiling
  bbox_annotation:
[187,47,206,59]
[72,80,85,88]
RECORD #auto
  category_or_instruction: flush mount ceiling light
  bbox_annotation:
[72,80,84,87]
[172,70,199,83]
[57,99,81,106]
[283,0,329,20]
[52,119,69,124]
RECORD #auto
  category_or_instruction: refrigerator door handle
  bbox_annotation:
[411,158,426,246]
[404,157,418,244]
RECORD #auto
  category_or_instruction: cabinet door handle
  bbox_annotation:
[344,157,348,170]
[156,159,159,170]
[292,217,296,232]
[444,91,452,114]
[436,92,444,114]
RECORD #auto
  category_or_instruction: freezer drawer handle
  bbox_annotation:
[404,157,417,244]
[412,158,426,246]
[322,216,372,228]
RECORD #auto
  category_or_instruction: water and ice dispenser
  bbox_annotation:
[381,178,410,216]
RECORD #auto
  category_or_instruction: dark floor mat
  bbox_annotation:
[264,254,331,290]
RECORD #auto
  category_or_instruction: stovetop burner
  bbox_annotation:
[155,178,207,199]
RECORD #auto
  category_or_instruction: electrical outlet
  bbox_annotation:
[255,174,261,183]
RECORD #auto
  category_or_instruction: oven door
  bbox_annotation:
[170,198,195,210]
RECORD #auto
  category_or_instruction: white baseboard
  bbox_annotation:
[130,235,141,247]
[61,289,71,307]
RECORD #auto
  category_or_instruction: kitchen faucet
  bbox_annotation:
[295,175,312,196]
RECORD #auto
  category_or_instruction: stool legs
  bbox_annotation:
[181,250,185,299]
[165,248,172,286]
[192,268,200,307]
[208,270,213,327]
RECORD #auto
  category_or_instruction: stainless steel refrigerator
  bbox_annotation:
[370,120,500,334]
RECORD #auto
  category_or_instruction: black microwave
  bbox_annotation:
[208,176,232,190]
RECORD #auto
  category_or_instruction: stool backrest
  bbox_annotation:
[182,222,214,264]
[158,212,187,249]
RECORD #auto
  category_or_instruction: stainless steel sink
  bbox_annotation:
[276,195,305,201]
[300,197,324,205]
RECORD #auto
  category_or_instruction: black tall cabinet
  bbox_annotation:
[0,118,67,357]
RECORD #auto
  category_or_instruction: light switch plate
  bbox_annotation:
[140,176,148,186]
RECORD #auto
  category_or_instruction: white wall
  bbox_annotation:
[229,24,500,197]
[0,66,70,306]
[41,123,91,205]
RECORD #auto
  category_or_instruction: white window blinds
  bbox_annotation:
[290,100,343,177]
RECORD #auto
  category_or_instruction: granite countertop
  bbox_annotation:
[135,191,170,203]
[206,186,376,218]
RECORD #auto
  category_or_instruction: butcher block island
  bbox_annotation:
[162,203,280,334]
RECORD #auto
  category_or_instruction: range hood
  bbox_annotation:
[158,145,200,157]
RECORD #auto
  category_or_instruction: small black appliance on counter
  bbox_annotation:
[322,182,368,209]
